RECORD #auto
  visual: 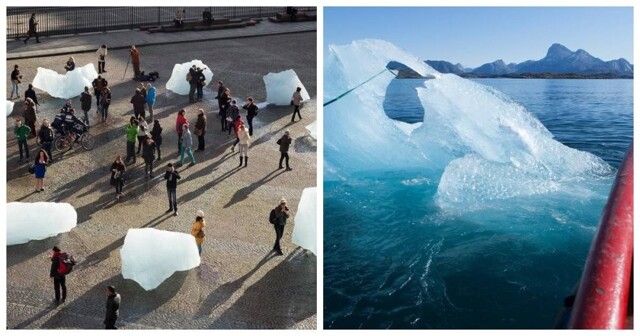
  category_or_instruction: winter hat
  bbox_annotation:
[280,198,287,204]
[52,246,61,252]
[196,210,205,217]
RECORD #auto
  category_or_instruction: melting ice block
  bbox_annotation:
[32,64,98,99]
[305,121,317,139]
[263,69,310,105]
[6,100,15,117]
[120,228,200,290]
[7,202,77,245]
[292,187,316,255]
[165,60,214,95]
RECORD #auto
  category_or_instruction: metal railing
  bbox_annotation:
[7,6,316,39]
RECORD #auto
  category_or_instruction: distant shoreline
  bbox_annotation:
[397,72,633,80]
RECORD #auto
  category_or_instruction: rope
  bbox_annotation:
[323,68,397,107]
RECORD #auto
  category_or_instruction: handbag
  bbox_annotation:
[194,128,202,136]
[196,228,205,238]
[28,164,35,174]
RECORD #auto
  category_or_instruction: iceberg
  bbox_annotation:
[165,60,214,95]
[32,64,98,99]
[7,100,15,117]
[292,187,317,255]
[324,39,612,208]
[120,228,200,290]
[305,120,317,139]
[7,202,77,245]
[263,69,310,105]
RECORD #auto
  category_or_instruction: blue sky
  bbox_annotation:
[324,7,634,68]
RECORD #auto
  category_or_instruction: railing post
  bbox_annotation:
[75,8,78,35]
[157,7,160,26]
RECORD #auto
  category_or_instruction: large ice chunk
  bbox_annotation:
[263,69,310,105]
[6,100,15,117]
[7,202,77,245]
[32,64,98,99]
[165,60,214,95]
[305,121,317,139]
[292,187,316,255]
[120,228,200,290]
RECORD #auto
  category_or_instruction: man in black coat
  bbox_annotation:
[242,97,259,136]
[164,163,181,216]
[130,88,146,119]
[24,84,39,110]
[188,66,198,104]
[277,130,292,171]
[104,285,121,329]
[215,80,226,112]
[50,246,67,305]
[196,68,206,102]
[24,13,40,44]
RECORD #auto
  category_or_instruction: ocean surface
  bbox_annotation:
[324,78,633,329]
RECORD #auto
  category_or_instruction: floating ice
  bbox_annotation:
[6,100,15,117]
[324,39,613,208]
[120,228,200,290]
[263,69,310,105]
[32,64,98,99]
[292,187,316,255]
[7,202,77,245]
[305,121,317,139]
[165,60,214,95]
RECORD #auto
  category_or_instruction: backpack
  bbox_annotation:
[269,209,277,224]
[57,252,76,276]
[186,72,193,82]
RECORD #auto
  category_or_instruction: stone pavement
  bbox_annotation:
[6,30,317,329]
[7,19,316,59]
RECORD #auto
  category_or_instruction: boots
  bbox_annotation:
[244,156,248,167]
[239,156,243,167]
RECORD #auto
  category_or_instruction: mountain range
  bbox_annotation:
[426,43,633,78]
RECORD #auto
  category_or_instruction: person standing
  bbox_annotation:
[14,119,31,163]
[34,149,49,192]
[196,67,206,102]
[23,98,37,138]
[96,44,108,74]
[145,83,156,123]
[38,119,54,163]
[175,109,187,151]
[99,86,112,122]
[271,198,290,255]
[277,130,292,171]
[80,86,92,126]
[92,75,107,112]
[142,136,156,178]
[138,82,147,101]
[215,80,226,109]
[291,87,304,122]
[125,117,138,164]
[237,124,251,167]
[242,97,259,136]
[23,13,40,44]
[136,116,148,155]
[50,246,67,305]
[178,123,196,166]
[130,45,141,80]
[104,286,120,329]
[187,65,197,104]
[24,84,39,112]
[111,155,126,199]
[191,210,206,255]
[130,88,146,120]
[164,163,180,216]
[230,116,244,152]
[226,99,240,136]
[194,109,206,151]
[151,120,163,161]
[10,64,22,100]
[174,10,184,28]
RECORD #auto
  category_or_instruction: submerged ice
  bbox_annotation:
[292,187,317,255]
[263,69,310,105]
[120,228,200,290]
[32,64,99,99]
[165,60,214,95]
[7,202,77,245]
[324,39,613,208]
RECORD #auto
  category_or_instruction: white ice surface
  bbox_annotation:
[7,100,15,117]
[120,228,201,290]
[7,202,77,245]
[165,60,214,95]
[263,69,310,105]
[32,64,98,99]
[292,187,316,255]
[305,121,317,139]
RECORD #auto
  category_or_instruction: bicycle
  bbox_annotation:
[54,124,95,152]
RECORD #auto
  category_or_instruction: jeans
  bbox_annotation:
[197,86,203,100]
[82,109,90,126]
[197,244,202,256]
[156,144,162,160]
[95,92,101,109]
[115,179,124,194]
[126,140,135,163]
[18,139,29,159]
[189,84,196,102]
[291,105,301,121]
[273,224,285,252]
[167,188,177,211]
[24,30,39,42]
[279,152,290,168]
[144,159,154,175]
[53,276,67,302]
[247,115,254,136]
[233,137,240,147]
[179,145,195,164]
[42,142,52,161]
[105,317,117,329]
[220,116,227,131]
[100,103,109,120]
[137,135,146,154]
[11,81,19,97]
[98,60,105,73]
[147,102,155,122]
[133,62,141,79]
[177,132,183,151]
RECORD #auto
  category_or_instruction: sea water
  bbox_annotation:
[325,78,632,328]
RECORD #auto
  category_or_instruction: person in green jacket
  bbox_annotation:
[14,119,31,162]
[125,117,139,164]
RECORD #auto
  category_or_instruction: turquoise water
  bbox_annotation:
[325,79,633,329]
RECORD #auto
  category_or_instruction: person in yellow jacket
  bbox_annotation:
[191,210,206,255]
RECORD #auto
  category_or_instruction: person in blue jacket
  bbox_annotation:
[146,83,156,123]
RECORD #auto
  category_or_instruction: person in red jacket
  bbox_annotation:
[50,246,67,305]
[230,116,244,152]
[130,45,141,80]
[175,109,187,152]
